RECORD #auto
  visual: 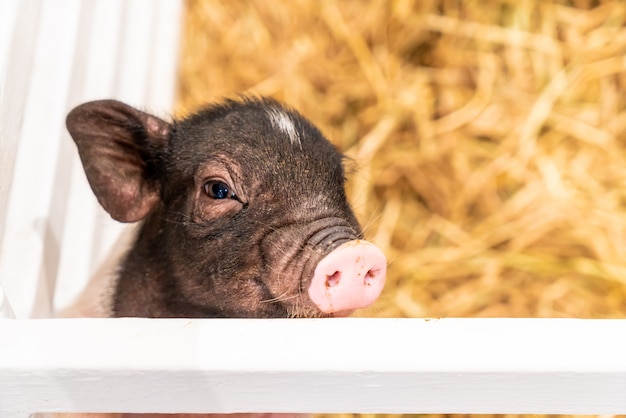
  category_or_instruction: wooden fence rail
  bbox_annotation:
[1,318,626,416]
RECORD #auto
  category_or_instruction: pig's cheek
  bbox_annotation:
[192,198,243,222]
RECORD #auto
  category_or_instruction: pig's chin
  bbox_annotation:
[287,306,354,318]
[331,309,354,317]
[282,303,347,319]
[121,413,310,418]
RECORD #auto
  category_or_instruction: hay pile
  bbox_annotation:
[177,0,626,320]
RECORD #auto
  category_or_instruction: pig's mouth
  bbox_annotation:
[330,309,354,318]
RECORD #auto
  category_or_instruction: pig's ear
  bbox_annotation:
[66,100,171,223]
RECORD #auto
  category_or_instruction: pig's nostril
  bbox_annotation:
[309,239,387,314]
[325,271,341,287]
[364,269,379,285]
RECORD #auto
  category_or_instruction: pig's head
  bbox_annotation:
[66,98,386,318]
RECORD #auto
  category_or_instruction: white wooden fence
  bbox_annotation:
[1,1,625,416]
[0,0,181,320]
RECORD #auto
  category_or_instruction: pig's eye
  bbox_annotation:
[203,181,236,200]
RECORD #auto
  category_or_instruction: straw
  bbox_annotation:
[177,0,626,329]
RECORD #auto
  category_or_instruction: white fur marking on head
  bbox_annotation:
[266,107,301,146]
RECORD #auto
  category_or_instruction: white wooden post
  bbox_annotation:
[0,0,182,319]
[0,286,15,319]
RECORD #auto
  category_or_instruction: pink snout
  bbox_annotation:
[308,240,387,314]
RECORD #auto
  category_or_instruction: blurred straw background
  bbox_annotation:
[177,0,626,323]
[177,1,626,417]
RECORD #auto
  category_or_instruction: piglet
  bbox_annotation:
[65,97,386,319]
[58,98,387,417]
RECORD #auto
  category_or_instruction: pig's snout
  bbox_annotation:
[308,240,386,314]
